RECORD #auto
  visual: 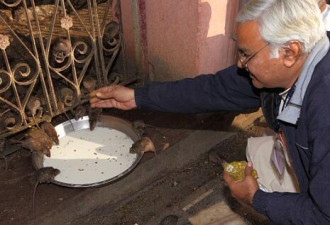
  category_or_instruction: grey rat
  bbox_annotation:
[10,128,53,157]
[32,167,60,210]
[40,122,59,145]
[132,120,166,137]
[88,107,102,131]
[130,136,156,156]
[73,105,87,121]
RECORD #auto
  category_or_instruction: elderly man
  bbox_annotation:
[241,0,330,195]
[90,0,330,224]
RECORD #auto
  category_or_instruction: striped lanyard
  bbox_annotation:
[280,84,296,113]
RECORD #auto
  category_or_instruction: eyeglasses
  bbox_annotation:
[238,43,269,71]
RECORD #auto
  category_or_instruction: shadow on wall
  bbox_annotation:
[198,1,238,75]
[147,1,240,81]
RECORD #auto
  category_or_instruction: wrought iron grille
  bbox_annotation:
[0,0,123,139]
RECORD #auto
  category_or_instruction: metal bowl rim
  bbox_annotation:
[32,115,142,188]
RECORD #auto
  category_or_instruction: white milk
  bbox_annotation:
[43,127,137,185]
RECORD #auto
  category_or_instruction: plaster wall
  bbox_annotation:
[146,0,200,80]
[198,0,239,75]
[120,0,240,81]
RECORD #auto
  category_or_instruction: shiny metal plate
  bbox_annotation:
[32,115,141,188]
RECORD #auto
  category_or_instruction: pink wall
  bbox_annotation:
[121,0,240,81]
[146,0,200,80]
[198,0,239,75]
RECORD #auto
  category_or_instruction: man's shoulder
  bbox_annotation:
[303,55,330,123]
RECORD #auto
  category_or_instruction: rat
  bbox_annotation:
[40,122,59,145]
[132,120,153,129]
[32,167,60,210]
[130,136,156,156]
[132,120,166,137]
[73,105,87,121]
[26,96,42,117]
[60,87,74,107]
[11,128,53,157]
[26,96,43,128]
[25,129,53,157]
[208,151,227,166]
[82,77,97,92]
[51,37,71,65]
[0,111,18,130]
[88,107,102,131]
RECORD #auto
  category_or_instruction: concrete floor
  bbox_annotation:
[65,112,271,225]
[1,109,268,225]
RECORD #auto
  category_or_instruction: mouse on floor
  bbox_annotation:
[130,136,156,156]
[32,167,60,210]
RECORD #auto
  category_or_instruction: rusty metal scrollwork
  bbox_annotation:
[0,69,11,93]
[0,34,10,50]
[60,15,73,30]
[103,21,121,79]
[0,0,21,7]
[0,0,123,139]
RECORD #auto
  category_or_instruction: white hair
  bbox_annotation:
[316,0,325,5]
[236,0,326,56]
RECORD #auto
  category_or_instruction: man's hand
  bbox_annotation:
[223,161,259,205]
[89,85,136,110]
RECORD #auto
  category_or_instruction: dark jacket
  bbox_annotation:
[135,40,330,225]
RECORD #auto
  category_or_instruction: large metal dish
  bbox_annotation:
[32,115,141,188]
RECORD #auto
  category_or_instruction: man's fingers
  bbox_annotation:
[95,89,115,99]
[90,86,115,98]
[223,170,235,186]
[89,86,117,104]
[245,161,253,177]
[91,99,116,108]
[89,96,103,104]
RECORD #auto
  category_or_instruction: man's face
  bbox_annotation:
[236,20,294,89]
[318,0,327,12]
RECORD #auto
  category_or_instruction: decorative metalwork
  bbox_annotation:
[0,34,10,50]
[60,15,73,30]
[0,0,124,139]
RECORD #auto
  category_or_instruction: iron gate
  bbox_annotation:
[0,0,124,139]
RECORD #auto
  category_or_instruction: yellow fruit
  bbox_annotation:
[223,161,258,181]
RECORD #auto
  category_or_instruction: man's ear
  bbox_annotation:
[319,1,327,12]
[282,41,302,68]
